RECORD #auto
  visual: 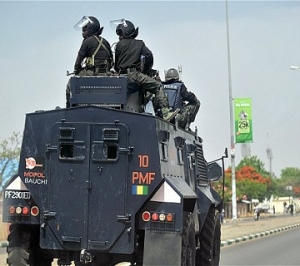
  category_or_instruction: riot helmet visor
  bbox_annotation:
[109,18,127,31]
[74,16,94,31]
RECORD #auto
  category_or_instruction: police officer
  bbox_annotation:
[163,68,200,129]
[66,16,113,107]
[113,19,175,120]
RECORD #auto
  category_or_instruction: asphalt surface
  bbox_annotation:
[221,213,300,247]
[0,213,298,265]
[220,226,300,265]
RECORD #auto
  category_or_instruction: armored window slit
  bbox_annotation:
[177,148,184,165]
[59,127,75,140]
[92,142,119,162]
[60,144,74,158]
[59,142,85,161]
[161,143,168,161]
[107,144,118,159]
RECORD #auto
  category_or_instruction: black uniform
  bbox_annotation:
[114,38,152,73]
[75,35,113,74]
[114,38,168,111]
[66,35,113,107]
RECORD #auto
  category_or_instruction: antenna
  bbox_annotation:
[178,65,182,80]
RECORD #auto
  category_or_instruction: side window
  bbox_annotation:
[158,130,170,162]
[177,148,184,165]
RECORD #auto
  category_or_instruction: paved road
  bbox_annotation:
[220,226,300,265]
[0,214,298,265]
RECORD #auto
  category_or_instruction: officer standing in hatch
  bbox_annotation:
[66,16,113,107]
[112,19,176,121]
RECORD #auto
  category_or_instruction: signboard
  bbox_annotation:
[234,98,253,143]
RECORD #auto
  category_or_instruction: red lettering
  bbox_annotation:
[24,172,45,178]
[140,172,148,184]
[132,171,155,184]
[138,155,149,168]
[148,173,155,184]
[132,172,139,183]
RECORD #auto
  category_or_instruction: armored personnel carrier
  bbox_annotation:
[3,75,223,266]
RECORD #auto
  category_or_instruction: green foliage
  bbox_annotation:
[237,178,267,202]
[278,167,300,197]
[237,156,269,176]
[213,156,274,203]
[280,167,300,182]
[0,132,22,193]
[267,177,281,198]
[214,156,300,202]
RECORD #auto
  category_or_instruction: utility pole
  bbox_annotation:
[225,0,237,224]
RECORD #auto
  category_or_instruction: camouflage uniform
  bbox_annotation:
[126,71,168,111]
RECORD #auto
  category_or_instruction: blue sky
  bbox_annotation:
[1,1,300,177]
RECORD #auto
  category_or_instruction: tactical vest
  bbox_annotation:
[163,82,184,110]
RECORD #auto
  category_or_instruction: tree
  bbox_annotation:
[0,132,22,194]
[236,166,271,201]
[212,165,272,203]
[278,167,300,197]
[237,156,269,177]
[213,156,299,203]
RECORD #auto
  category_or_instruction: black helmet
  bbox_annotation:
[165,68,179,81]
[116,19,139,39]
[74,16,103,36]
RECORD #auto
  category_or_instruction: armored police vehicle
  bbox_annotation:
[3,75,223,266]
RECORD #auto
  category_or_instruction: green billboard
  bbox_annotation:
[234,98,253,143]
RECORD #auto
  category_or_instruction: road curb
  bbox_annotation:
[221,223,300,247]
[1,224,299,249]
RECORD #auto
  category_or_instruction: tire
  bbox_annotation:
[196,206,221,266]
[181,212,196,266]
[7,224,30,266]
[212,211,221,265]
[7,224,52,266]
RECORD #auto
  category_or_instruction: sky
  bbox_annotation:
[0,0,300,177]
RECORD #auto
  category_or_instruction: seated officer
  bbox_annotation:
[66,16,113,107]
[113,19,175,120]
[162,68,200,129]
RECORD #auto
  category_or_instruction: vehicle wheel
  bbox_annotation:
[181,212,196,266]
[196,206,221,266]
[212,210,221,265]
[7,224,52,266]
[7,224,30,266]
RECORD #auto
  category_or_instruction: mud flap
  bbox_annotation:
[143,230,181,266]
